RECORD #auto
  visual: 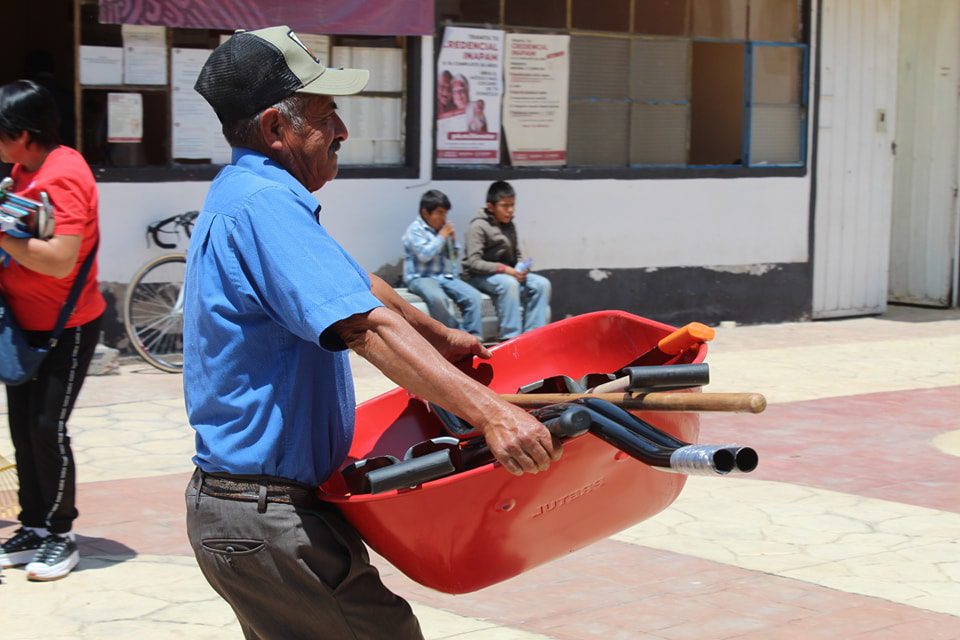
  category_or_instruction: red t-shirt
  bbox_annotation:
[0,146,105,331]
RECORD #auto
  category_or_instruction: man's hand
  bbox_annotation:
[438,222,455,239]
[478,403,562,475]
[337,305,561,477]
[432,326,491,362]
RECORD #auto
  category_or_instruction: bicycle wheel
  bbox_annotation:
[123,252,188,373]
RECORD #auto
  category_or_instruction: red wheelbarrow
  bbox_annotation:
[320,311,731,594]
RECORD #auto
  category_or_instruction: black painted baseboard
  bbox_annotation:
[541,263,812,327]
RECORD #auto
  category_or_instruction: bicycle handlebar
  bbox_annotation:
[147,211,198,249]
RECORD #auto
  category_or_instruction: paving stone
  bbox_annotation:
[1,306,958,638]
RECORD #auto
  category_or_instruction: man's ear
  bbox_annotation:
[258,108,284,150]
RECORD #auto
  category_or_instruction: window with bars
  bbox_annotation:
[436,0,808,172]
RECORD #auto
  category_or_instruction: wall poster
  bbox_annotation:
[502,34,570,166]
[435,26,504,165]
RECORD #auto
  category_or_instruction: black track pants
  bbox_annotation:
[6,316,101,534]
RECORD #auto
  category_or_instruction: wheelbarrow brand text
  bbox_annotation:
[531,479,605,518]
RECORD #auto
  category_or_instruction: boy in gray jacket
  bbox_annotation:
[463,181,551,340]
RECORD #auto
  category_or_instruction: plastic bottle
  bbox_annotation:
[446,238,458,271]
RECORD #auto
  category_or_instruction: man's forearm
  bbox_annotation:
[369,273,447,337]
[338,306,499,428]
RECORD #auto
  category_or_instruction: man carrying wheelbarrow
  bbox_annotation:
[185,25,562,640]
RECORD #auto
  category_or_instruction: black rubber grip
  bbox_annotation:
[622,363,710,390]
[542,406,591,438]
[366,449,456,494]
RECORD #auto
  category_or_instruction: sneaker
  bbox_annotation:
[0,527,46,568]
[25,534,79,581]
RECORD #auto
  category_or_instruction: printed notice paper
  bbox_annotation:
[122,25,167,85]
[503,34,570,166]
[171,48,231,162]
[79,46,123,85]
[107,93,143,142]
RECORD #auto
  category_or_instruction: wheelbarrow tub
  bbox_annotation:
[319,311,705,594]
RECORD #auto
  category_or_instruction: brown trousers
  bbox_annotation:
[185,470,423,640]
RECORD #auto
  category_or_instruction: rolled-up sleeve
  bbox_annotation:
[228,185,382,348]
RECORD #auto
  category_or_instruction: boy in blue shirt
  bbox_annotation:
[402,190,484,338]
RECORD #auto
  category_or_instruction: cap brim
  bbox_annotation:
[298,67,370,97]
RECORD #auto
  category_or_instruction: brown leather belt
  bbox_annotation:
[196,470,322,510]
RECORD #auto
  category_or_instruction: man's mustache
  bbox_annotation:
[331,140,342,153]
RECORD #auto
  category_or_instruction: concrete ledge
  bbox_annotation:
[395,287,500,342]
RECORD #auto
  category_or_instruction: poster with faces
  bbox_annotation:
[435,27,504,165]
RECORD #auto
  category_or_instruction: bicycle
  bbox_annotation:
[123,211,198,373]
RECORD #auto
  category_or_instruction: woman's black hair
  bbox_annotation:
[420,189,451,213]
[486,180,515,205]
[0,79,61,148]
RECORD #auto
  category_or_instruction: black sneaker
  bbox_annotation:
[0,527,46,568]
[25,534,79,581]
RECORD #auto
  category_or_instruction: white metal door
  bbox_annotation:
[888,0,960,307]
[813,0,900,318]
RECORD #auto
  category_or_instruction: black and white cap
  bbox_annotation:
[195,25,369,123]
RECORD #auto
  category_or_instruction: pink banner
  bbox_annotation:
[99,0,435,36]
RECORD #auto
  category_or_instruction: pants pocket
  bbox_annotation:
[201,538,265,556]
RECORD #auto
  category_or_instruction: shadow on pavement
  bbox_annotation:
[76,533,138,564]
[0,524,138,575]
[883,304,960,323]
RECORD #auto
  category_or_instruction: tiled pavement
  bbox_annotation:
[1,305,958,639]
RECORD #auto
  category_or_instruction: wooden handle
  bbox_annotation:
[501,391,767,414]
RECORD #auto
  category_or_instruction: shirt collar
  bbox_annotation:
[231,147,320,214]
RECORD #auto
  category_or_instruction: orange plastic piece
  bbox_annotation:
[657,321,716,355]
[319,311,707,594]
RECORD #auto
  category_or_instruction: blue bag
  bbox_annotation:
[0,291,50,385]
[0,239,98,386]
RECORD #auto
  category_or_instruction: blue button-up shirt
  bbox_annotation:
[401,216,461,286]
[183,148,382,486]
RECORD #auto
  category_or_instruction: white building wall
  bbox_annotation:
[96,36,812,286]
[96,172,812,283]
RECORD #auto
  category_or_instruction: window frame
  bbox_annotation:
[74,9,422,183]
[742,41,810,168]
[433,0,812,181]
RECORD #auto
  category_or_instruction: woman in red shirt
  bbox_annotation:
[0,80,104,581]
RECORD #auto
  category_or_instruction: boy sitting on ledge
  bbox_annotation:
[402,189,484,339]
